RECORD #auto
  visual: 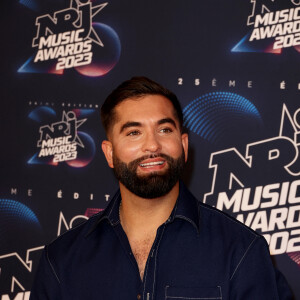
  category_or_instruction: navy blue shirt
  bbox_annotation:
[30,182,292,299]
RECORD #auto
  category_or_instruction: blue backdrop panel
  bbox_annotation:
[1,0,300,298]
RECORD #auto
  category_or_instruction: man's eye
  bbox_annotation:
[127,130,140,136]
[160,128,172,133]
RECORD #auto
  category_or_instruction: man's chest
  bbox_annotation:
[129,235,155,279]
[59,230,228,300]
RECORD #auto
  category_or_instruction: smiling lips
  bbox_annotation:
[139,158,166,170]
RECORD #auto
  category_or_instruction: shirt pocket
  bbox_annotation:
[165,285,222,300]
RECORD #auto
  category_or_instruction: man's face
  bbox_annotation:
[102,94,188,198]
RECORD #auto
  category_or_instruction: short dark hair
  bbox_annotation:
[101,76,183,136]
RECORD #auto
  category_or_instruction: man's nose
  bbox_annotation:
[142,132,162,153]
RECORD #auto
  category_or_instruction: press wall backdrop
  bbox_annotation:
[1,0,300,298]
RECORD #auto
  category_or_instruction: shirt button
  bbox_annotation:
[137,294,141,300]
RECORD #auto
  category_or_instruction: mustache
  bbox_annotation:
[128,153,175,168]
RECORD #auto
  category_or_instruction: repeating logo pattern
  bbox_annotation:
[232,0,300,54]
[28,107,96,167]
[18,0,121,76]
[202,104,300,256]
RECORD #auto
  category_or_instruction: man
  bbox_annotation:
[30,77,292,299]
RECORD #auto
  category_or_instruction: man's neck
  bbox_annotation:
[119,182,179,237]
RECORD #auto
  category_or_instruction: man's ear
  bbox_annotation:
[101,140,114,168]
[181,133,189,162]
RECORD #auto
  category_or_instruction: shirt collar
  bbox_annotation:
[85,191,121,237]
[87,180,200,236]
[98,189,122,226]
[170,180,201,234]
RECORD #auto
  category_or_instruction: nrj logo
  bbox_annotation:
[0,246,44,300]
[18,0,121,77]
[204,104,300,255]
[28,108,96,167]
[232,0,300,53]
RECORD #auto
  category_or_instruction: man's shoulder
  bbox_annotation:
[46,210,104,258]
[199,199,259,238]
[46,190,121,258]
[182,184,259,240]
[194,196,269,272]
[195,198,268,262]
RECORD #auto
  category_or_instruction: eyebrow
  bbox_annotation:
[119,121,142,134]
[157,118,177,128]
[119,118,177,134]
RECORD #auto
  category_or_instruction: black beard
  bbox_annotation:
[112,152,185,199]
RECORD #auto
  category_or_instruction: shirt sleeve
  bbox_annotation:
[30,245,61,300]
[229,236,293,300]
